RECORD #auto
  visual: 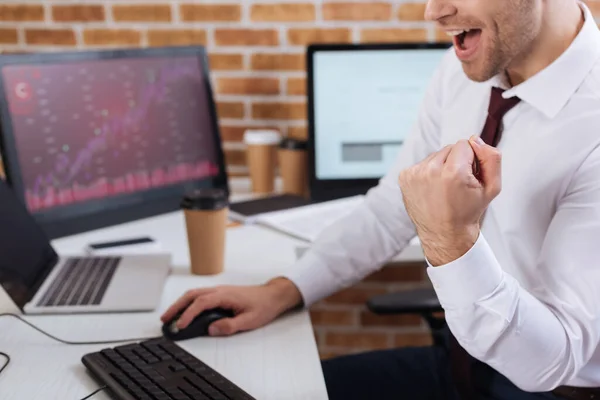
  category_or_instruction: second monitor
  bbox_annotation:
[307,43,450,201]
[0,46,228,239]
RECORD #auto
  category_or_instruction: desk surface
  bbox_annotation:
[0,223,329,400]
[0,178,423,400]
[0,178,331,400]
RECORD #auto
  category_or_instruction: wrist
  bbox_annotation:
[265,277,304,313]
[420,225,479,267]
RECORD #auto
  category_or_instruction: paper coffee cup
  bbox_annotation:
[243,129,281,194]
[278,138,308,197]
[181,188,228,275]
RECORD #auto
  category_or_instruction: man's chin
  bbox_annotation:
[460,62,496,83]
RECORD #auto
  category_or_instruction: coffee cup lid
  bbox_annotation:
[243,129,281,145]
[181,188,228,210]
[279,137,307,150]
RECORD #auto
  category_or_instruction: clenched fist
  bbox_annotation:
[398,136,502,266]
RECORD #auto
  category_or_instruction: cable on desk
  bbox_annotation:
[0,313,159,345]
[0,352,10,376]
[0,313,161,380]
[79,385,107,400]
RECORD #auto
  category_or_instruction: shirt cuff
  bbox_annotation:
[426,232,504,310]
[281,248,339,308]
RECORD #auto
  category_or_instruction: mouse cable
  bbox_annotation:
[79,385,107,400]
[0,351,9,376]
[0,312,159,345]
[0,312,161,386]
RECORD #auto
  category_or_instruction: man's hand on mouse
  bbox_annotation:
[398,136,502,267]
[160,277,302,336]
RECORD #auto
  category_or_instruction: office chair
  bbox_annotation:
[366,287,446,347]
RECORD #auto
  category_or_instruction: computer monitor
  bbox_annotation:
[307,43,450,202]
[0,46,228,239]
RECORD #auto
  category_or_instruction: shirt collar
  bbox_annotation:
[490,1,600,119]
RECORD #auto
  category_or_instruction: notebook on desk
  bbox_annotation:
[252,195,365,242]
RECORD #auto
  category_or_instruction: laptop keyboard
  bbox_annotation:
[36,257,121,307]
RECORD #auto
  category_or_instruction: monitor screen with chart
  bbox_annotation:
[0,46,228,238]
[307,43,450,201]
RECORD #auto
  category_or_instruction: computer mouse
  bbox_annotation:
[162,307,235,341]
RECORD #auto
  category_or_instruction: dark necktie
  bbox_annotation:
[479,87,521,146]
[449,86,520,400]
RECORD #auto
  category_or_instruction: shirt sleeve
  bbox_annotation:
[427,147,600,391]
[282,49,455,307]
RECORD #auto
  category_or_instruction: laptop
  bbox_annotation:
[0,178,171,314]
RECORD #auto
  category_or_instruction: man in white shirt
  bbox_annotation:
[162,0,600,398]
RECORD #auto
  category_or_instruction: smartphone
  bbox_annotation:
[85,237,162,255]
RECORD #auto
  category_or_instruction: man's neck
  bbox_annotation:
[506,1,584,86]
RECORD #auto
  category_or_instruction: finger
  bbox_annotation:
[419,144,452,166]
[469,136,502,195]
[209,312,256,336]
[428,144,453,167]
[445,140,475,171]
[176,294,224,329]
[160,288,215,322]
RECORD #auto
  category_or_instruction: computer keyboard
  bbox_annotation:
[82,337,256,400]
[37,256,120,307]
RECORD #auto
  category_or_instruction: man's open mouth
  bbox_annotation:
[449,29,483,60]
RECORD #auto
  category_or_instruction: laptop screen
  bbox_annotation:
[0,179,57,308]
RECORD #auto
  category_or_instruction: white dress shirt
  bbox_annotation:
[284,1,600,392]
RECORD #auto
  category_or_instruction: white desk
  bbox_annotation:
[0,177,332,400]
[0,178,424,400]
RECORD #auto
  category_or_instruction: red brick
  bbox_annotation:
[220,125,281,142]
[0,5,44,21]
[180,4,241,22]
[323,2,392,21]
[364,263,425,282]
[215,29,279,46]
[325,332,388,349]
[287,126,308,140]
[324,287,387,305]
[217,78,280,96]
[395,333,433,347]
[310,309,355,326]
[252,102,306,120]
[319,351,345,360]
[209,54,244,71]
[147,29,206,47]
[251,3,315,22]
[288,28,351,45]
[360,311,422,327]
[112,4,172,22]
[251,53,305,71]
[397,3,427,20]
[435,29,453,43]
[287,77,306,96]
[228,169,249,177]
[217,102,245,119]
[83,29,141,46]
[52,5,105,22]
[25,29,76,46]
[224,149,246,166]
[0,28,18,45]
[361,28,428,43]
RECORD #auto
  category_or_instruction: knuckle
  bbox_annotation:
[491,150,502,162]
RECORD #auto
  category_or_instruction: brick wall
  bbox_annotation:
[0,0,450,179]
[311,260,434,359]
